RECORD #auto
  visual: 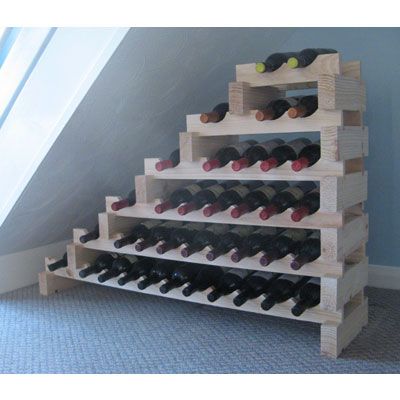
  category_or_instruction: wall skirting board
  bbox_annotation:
[0,243,399,295]
[0,240,69,295]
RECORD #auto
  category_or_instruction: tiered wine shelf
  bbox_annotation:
[40,53,369,358]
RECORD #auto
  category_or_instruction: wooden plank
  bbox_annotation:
[321,214,368,262]
[51,266,342,324]
[228,82,282,114]
[144,157,345,181]
[179,132,238,163]
[318,74,366,112]
[235,54,341,89]
[321,126,368,161]
[341,61,361,80]
[186,109,343,136]
[109,196,344,229]
[321,257,368,311]
[39,269,81,296]
[79,231,345,278]
[321,296,368,357]
[320,172,368,212]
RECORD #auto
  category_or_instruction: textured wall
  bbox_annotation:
[0,27,294,255]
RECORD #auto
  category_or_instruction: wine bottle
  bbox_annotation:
[111,190,136,212]
[287,48,337,69]
[206,225,256,261]
[255,98,299,121]
[155,149,180,171]
[231,227,280,263]
[290,231,321,270]
[48,252,68,272]
[177,181,240,216]
[118,258,155,286]
[98,255,139,283]
[291,189,320,222]
[137,260,178,290]
[287,95,318,118]
[200,102,229,123]
[181,224,230,258]
[202,140,257,171]
[182,266,225,297]
[231,139,284,171]
[259,181,317,220]
[233,271,280,307]
[260,138,312,172]
[259,229,309,266]
[255,52,299,73]
[79,253,117,278]
[114,220,162,249]
[79,224,99,244]
[291,141,321,171]
[203,181,264,217]
[156,222,206,254]
[159,263,200,294]
[135,221,184,251]
[155,180,217,214]
[291,278,320,316]
[207,268,252,303]
[231,181,289,219]
[261,275,310,311]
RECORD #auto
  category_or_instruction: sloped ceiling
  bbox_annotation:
[0,27,296,255]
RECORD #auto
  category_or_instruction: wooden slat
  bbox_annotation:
[235,54,341,89]
[228,82,282,114]
[318,74,366,112]
[186,110,343,136]
[144,158,345,181]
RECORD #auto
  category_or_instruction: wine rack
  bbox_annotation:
[40,53,369,358]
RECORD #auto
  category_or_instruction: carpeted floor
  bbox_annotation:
[0,283,399,373]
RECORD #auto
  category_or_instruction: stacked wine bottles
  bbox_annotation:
[42,50,368,358]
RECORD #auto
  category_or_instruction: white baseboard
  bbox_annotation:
[0,240,69,295]
[368,264,400,290]
[0,243,399,295]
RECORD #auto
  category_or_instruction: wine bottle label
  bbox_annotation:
[253,227,279,236]
[125,255,139,264]
[184,183,204,195]
[251,271,276,280]
[256,139,284,154]
[141,220,163,229]
[281,186,307,201]
[184,222,207,231]
[256,185,279,201]
[228,141,254,155]
[206,184,226,198]
[205,224,230,235]
[229,185,251,198]
[306,231,321,240]
[226,268,251,279]
[278,274,304,284]
[287,138,312,155]
[231,225,256,237]
[280,229,308,242]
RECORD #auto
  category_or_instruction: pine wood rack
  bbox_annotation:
[40,53,368,358]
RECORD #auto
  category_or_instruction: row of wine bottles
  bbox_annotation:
[255,48,337,73]
[76,218,321,268]
[200,95,318,126]
[155,180,319,221]
[156,138,321,174]
[48,253,320,316]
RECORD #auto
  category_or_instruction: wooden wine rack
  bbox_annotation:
[40,53,369,358]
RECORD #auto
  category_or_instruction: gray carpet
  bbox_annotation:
[0,283,399,373]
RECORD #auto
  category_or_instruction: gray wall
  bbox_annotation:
[1,27,399,268]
